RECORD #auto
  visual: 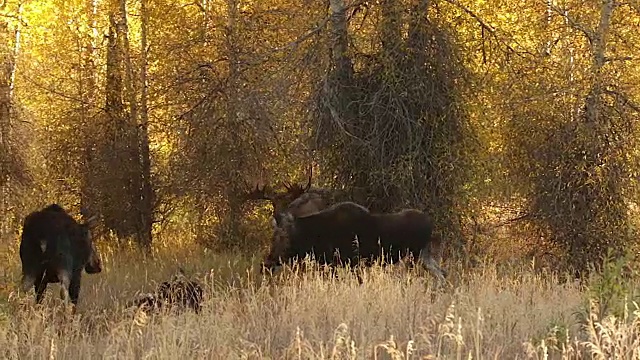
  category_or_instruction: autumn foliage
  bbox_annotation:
[0,0,639,273]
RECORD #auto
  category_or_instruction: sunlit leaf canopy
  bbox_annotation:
[0,0,638,270]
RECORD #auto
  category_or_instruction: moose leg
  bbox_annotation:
[68,271,83,306]
[34,273,48,304]
[56,244,75,305]
[20,273,37,292]
[58,270,71,304]
[418,250,447,283]
[354,266,364,285]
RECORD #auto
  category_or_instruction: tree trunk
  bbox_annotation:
[553,0,617,268]
[138,0,154,250]
[571,0,615,263]
[103,0,135,240]
[407,0,429,64]
[105,8,125,126]
[101,0,152,249]
[120,0,138,127]
[584,0,613,125]
[543,0,553,56]
[119,0,145,249]
[380,0,401,61]
[0,1,22,236]
[328,0,352,82]
[223,0,244,244]
[80,0,100,222]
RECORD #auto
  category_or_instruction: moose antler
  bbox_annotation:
[304,164,312,191]
[282,164,313,192]
[243,182,276,201]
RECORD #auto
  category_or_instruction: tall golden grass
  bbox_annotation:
[0,240,639,359]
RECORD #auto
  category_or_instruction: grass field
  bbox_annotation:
[0,240,639,359]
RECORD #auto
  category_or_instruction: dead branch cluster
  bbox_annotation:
[310,12,477,254]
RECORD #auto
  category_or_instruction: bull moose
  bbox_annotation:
[19,204,102,307]
[263,201,447,282]
[243,165,316,220]
[242,164,368,224]
[263,201,373,271]
[243,166,370,266]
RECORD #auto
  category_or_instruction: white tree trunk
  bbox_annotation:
[328,0,351,80]
[585,0,613,124]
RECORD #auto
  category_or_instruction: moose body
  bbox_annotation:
[19,204,102,306]
[273,201,373,268]
[265,202,447,282]
[243,166,372,272]
[370,210,447,280]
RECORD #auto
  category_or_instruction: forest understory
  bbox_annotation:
[1,0,640,357]
[1,241,639,359]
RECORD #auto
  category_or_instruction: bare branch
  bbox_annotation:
[548,4,594,43]
[604,88,640,113]
[604,56,634,62]
[270,17,330,53]
[182,1,205,13]
[0,13,28,27]
[442,0,519,55]
[490,212,535,228]
[269,0,367,54]
[20,74,106,112]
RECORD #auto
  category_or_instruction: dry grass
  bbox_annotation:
[0,240,639,359]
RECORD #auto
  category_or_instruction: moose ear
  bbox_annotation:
[289,212,296,221]
[273,212,284,227]
[274,211,295,227]
[281,212,295,225]
[80,206,99,226]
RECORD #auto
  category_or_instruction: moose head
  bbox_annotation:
[243,165,313,218]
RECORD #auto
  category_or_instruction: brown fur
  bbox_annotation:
[246,171,370,274]
[264,191,333,274]
[370,209,447,281]
[262,201,372,271]
[19,204,102,307]
[264,203,448,282]
[264,189,367,273]
[129,269,204,314]
[273,191,328,226]
[265,225,291,271]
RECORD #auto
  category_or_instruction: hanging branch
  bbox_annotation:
[443,0,519,55]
